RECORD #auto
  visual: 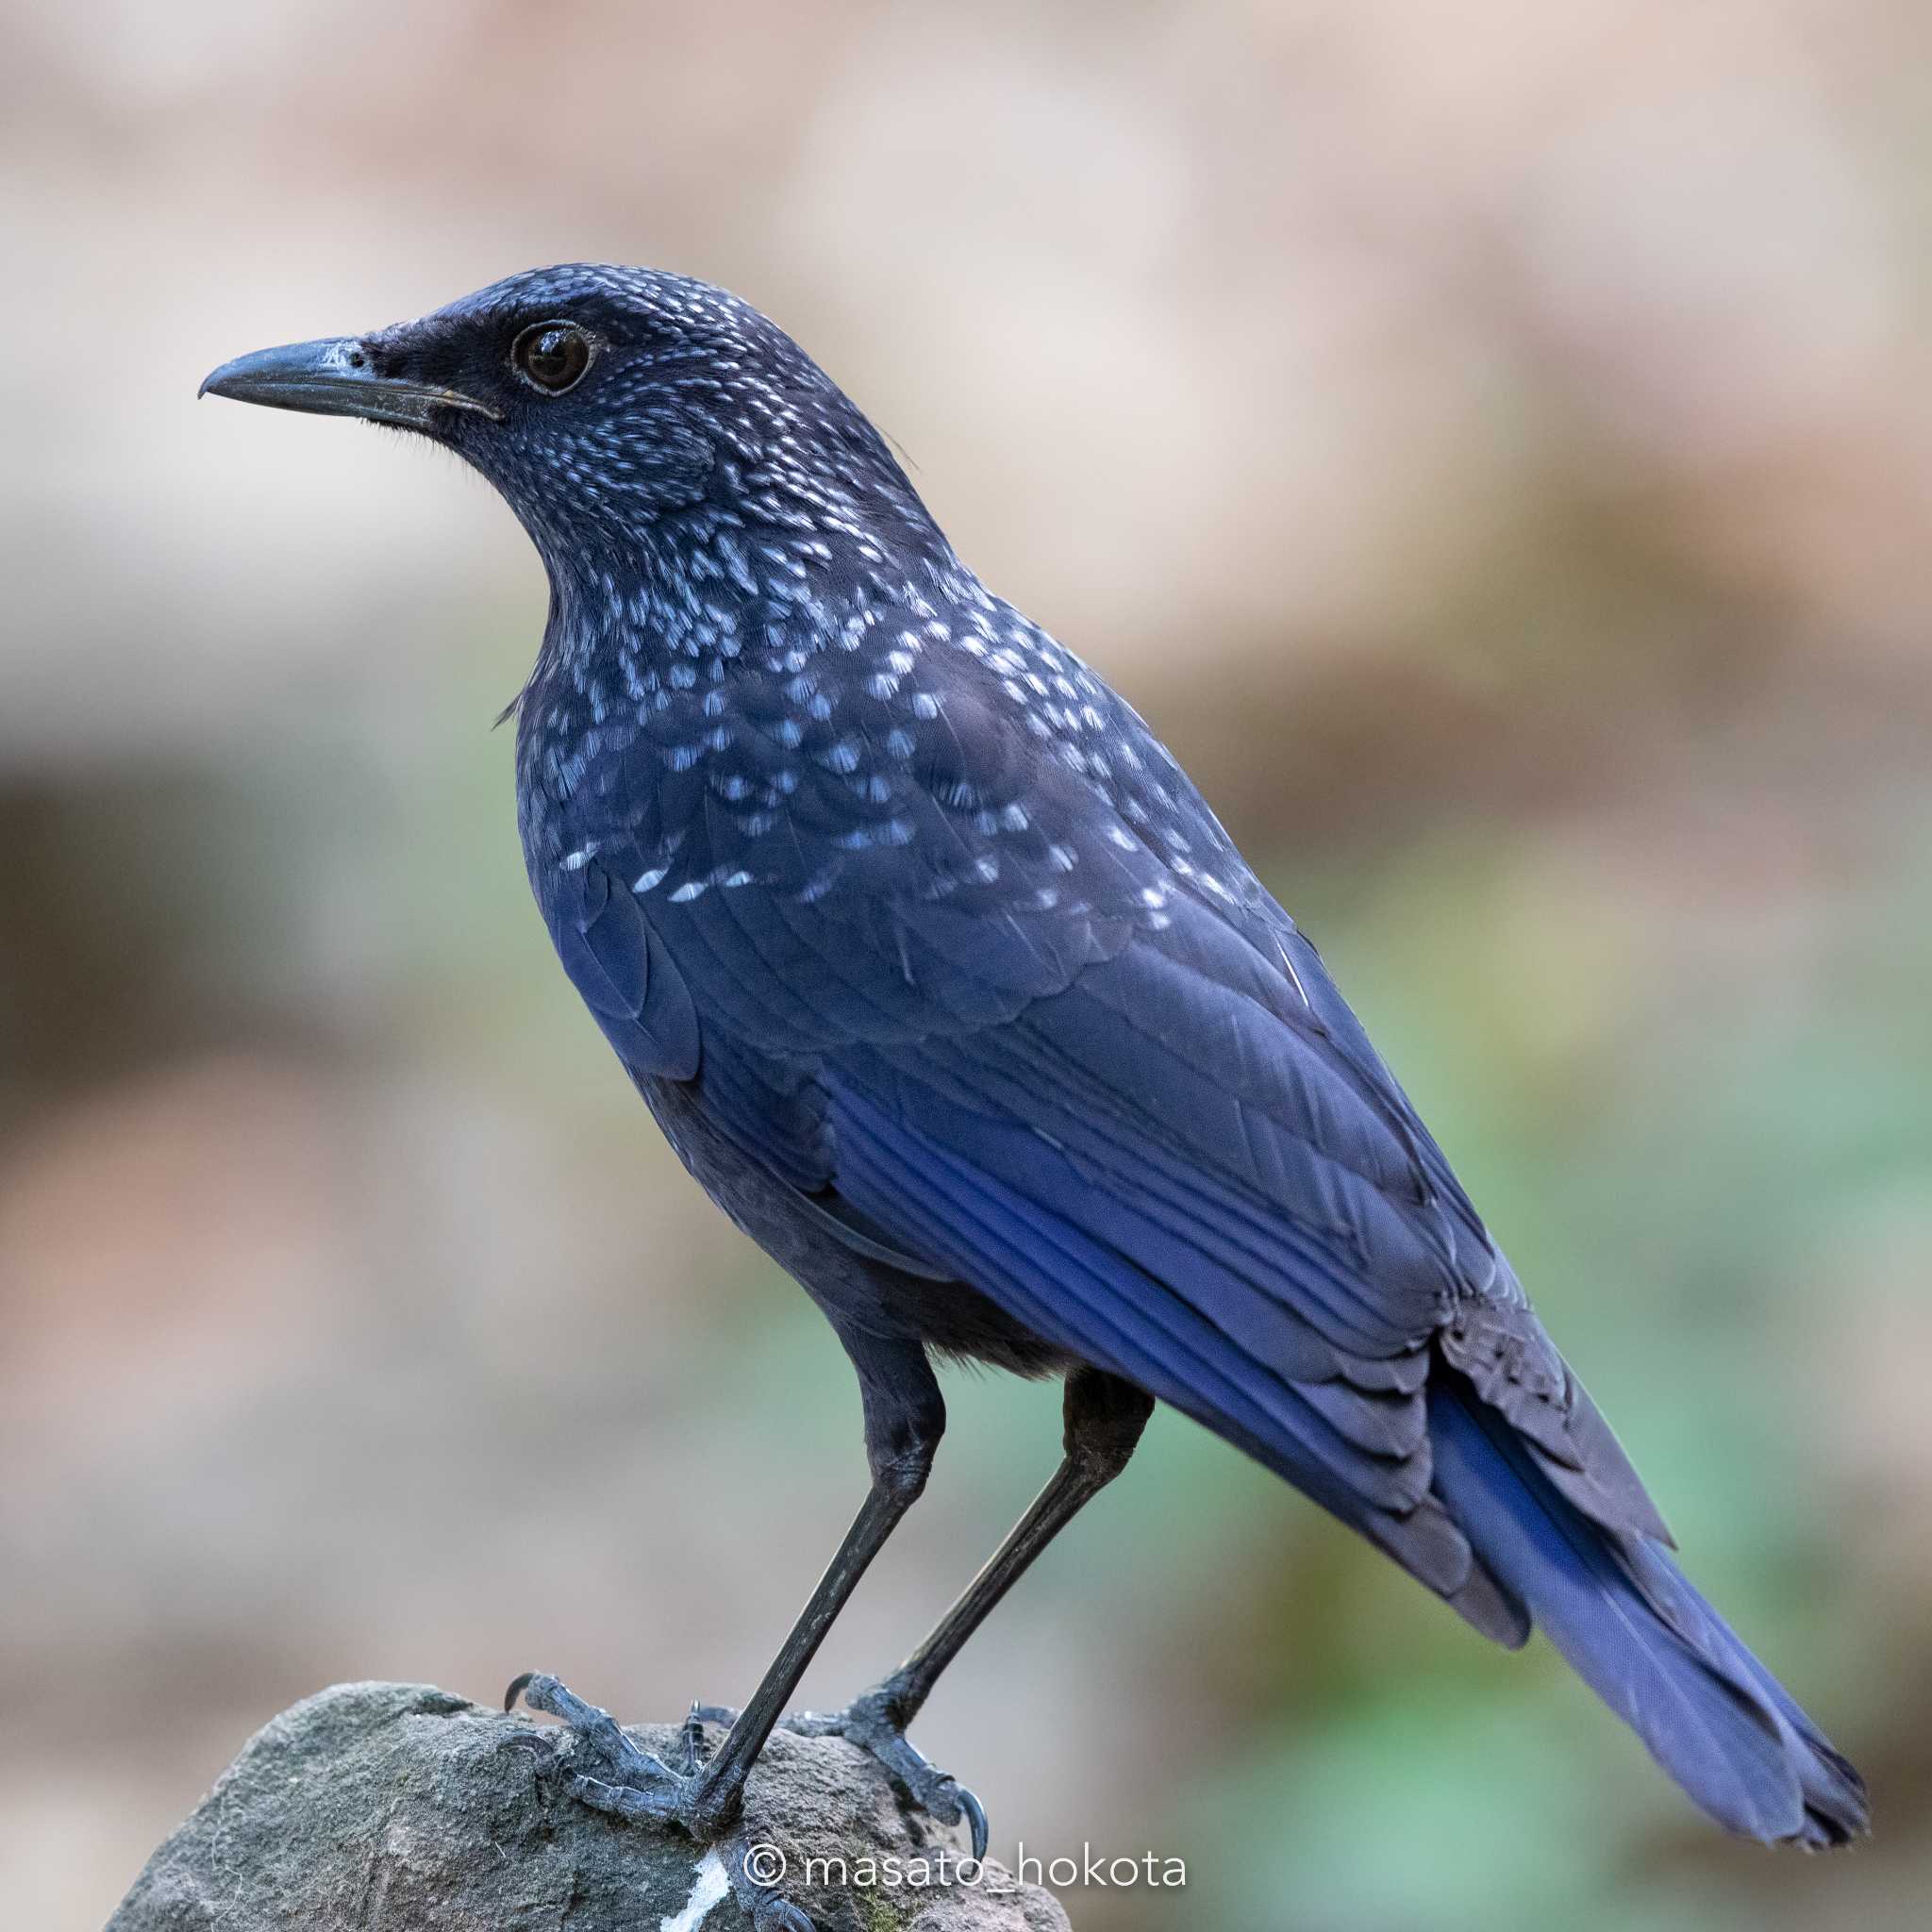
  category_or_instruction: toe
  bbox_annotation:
[568,1770,679,1825]
[505,1671,679,1789]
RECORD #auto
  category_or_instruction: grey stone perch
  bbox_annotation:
[108,1682,1070,1932]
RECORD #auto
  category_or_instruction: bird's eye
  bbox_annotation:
[511,321,592,394]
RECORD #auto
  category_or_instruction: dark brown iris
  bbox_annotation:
[511,321,591,393]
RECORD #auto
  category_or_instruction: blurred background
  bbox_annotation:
[4,2,1929,1926]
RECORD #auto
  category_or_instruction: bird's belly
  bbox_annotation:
[636,1074,1074,1378]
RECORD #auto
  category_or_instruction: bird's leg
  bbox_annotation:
[757,1366,1155,1856]
[506,1335,944,1932]
[870,1367,1154,1730]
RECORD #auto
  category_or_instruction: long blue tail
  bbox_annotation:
[1429,1381,1868,1845]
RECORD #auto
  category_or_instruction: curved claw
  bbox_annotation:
[752,1901,814,1932]
[956,1782,990,1863]
[504,1672,588,1726]
[723,1826,816,1932]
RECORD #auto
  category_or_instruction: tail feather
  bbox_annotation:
[1428,1379,1868,1846]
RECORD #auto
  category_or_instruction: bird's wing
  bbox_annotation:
[531,628,1665,1624]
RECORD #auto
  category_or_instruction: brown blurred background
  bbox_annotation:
[4,3,1930,1926]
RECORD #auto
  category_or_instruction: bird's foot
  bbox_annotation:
[696,1685,988,1860]
[504,1672,811,1932]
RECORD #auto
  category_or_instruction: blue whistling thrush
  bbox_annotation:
[202,266,1867,1926]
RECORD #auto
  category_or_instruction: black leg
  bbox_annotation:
[680,1328,945,1831]
[774,1366,1155,1851]
[508,1330,944,1927]
[881,1365,1153,1726]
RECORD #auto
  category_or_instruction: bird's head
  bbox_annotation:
[201,264,935,591]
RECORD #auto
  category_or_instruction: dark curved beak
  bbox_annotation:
[198,337,500,428]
